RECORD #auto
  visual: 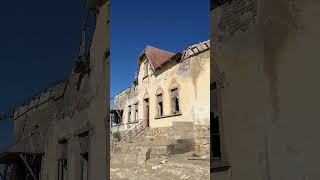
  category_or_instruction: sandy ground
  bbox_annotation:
[110,152,210,180]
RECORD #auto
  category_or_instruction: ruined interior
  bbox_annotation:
[0,0,109,179]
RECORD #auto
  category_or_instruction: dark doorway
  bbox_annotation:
[144,98,150,128]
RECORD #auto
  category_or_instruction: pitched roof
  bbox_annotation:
[138,45,175,69]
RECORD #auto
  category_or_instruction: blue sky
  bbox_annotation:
[110,0,210,106]
[0,0,84,150]
[0,0,210,150]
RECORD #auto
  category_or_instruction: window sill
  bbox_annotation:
[212,160,231,173]
[155,113,182,119]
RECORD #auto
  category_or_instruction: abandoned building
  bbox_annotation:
[0,0,109,180]
[110,40,210,159]
[211,0,320,179]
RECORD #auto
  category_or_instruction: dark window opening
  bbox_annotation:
[157,94,163,116]
[58,159,68,180]
[79,134,89,180]
[58,141,68,180]
[211,81,221,160]
[134,103,138,122]
[111,110,123,125]
[210,81,217,91]
[171,88,180,114]
[128,106,131,122]
[212,112,221,160]
[81,152,88,180]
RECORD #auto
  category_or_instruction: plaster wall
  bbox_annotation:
[9,2,109,180]
[114,48,210,131]
[211,0,320,179]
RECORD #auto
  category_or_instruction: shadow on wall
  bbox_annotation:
[167,139,195,155]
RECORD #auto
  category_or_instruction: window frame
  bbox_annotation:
[170,88,181,114]
[127,105,132,123]
[211,79,230,173]
[156,94,164,117]
[134,103,138,122]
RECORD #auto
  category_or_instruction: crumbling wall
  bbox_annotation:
[132,44,210,129]
[114,86,138,110]
[212,0,320,179]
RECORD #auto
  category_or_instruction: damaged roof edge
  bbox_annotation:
[111,84,135,100]
[154,40,210,70]
[112,40,210,100]
[0,79,68,121]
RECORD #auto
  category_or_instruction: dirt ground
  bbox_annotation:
[110,152,210,180]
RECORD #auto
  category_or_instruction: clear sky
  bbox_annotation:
[0,0,84,150]
[110,0,210,106]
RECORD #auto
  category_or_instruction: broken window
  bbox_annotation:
[144,61,148,77]
[171,88,180,114]
[111,109,123,125]
[128,106,132,122]
[134,103,138,122]
[157,94,163,117]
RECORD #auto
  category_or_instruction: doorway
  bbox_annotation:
[144,98,150,128]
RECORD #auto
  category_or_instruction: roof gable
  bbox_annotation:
[138,46,175,69]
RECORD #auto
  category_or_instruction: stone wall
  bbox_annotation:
[148,127,171,137]
[194,125,210,156]
[150,122,210,156]
[167,122,195,154]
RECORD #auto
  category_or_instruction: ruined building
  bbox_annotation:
[0,0,109,179]
[211,0,320,179]
[111,40,210,157]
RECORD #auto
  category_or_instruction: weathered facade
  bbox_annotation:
[111,40,210,155]
[0,0,109,179]
[211,0,320,179]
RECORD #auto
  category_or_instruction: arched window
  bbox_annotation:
[156,87,164,117]
[169,79,181,114]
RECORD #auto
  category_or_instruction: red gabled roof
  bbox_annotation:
[138,46,175,69]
